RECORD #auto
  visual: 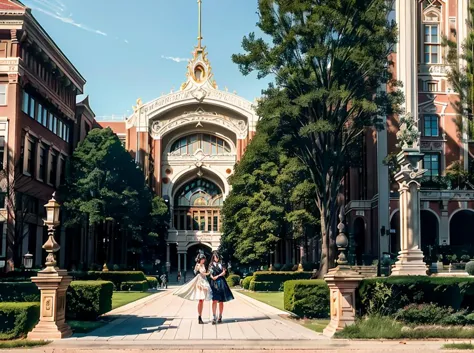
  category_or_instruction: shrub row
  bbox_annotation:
[242,276,253,290]
[146,276,158,289]
[0,302,40,340]
[395,303,474,326]
[0,280,114,321]
[358,276,474,315]
[250,271,312,291]
[226,274,241,288]
[284,280,329,318]
[69,271,146,290]
[120,280,148,292]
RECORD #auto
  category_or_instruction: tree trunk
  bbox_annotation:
[317,201,338,277]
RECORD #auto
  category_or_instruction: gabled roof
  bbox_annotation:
[76,95,96,120]
[0,0,24,11]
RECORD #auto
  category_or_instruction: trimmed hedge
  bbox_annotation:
[146,276,158,289]
[0,282,39,302]
[66,281,114,320]
[358,276,474,315]
[242,276,253,290]
[249,271,312,291]
[0,302,40,339]
[86,271,147,290]
[226,274,241,288]
[284,280,329,318]
[120,280,148,292]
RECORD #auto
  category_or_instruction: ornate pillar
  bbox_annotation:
[178,252,181,273]
[184,253,187,273]
[323,212,363,337]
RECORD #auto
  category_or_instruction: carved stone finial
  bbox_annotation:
[396,114,421,150]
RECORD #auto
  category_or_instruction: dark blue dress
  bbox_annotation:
[209,262,234,302]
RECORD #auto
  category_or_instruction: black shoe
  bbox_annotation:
[218,317,222,324]
[198,316,204,324]
[212,318,217,325]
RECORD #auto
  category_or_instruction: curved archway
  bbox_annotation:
[390,211,400,255]
[353,218,365,265]
[186,243,213,274]
[165,130,236,155]
[450,209,474,247]
[420,210,439,255]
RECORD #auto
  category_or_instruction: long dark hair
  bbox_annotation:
[211,251,220,263]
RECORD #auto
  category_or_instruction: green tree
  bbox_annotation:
[444,0,474,150]
[232,0,401,275]
[61,128,167,266]
[220,116,317,266]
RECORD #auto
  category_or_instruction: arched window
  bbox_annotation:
[170,134,231,156]
[175,179,222,207]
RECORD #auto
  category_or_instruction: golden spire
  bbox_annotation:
[197,0,203,49]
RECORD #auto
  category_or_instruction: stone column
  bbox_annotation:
[178,253,181,273]
[391,151,428,276]
[184,253,187,273]
[166,243,170,274]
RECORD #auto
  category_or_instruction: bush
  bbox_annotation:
[249,280,274,291]
[120,280,148,292]
[0,282,39,302]
[250,271,312,291]
[66,281,113,320]
[358,276,474,315]
[0,302,40,339]
[284,280,329,318]
[466,261,474,275]
[86,271,147,290]
[146,276,158,289]
[226,274,240,288]
[395,303,453,325]
[242,276,253,290]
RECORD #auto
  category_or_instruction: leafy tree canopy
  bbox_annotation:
[232,0,401,274]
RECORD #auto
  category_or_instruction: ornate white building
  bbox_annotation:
[98,0,258,274]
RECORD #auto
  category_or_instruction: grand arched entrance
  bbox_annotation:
[450,210,474,247]
[353,218,365,265]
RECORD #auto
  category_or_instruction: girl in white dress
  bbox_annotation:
[173,252,212,324]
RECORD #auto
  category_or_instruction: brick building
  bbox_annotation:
[345,0,474,265]
[0,0,93,271]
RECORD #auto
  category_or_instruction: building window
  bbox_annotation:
[0,136,4,171]
[423,153,440,177]
[22,91,29,114]
[170,134,231,156]
[38,145,47,181]
[59,158,66,185]
[26,139,36,176]
[48,113,53,131]
[58,120,63,139]
[424,24,439,64]
[42,108,48,127]
[37,104,43,123]
[29,97,35,119]
[0,85,6,105]
[426,81,438,92]
[423,115,439,137]
[52,116,57,134]
[49,153,58,185]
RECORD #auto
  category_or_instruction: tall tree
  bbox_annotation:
[233,0,401,275]
[61,128,167,266]
[444,0,474,167]
[220,116,317,266]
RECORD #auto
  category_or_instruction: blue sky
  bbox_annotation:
[21,0,268,118]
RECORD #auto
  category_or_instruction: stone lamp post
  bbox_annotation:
[323,210,363,337]
[391,114,428,276]
[28,194,72,340]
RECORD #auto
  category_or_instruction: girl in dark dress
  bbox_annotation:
[209,251,234,324]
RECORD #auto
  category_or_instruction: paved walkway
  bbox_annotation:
[19,288,464,352]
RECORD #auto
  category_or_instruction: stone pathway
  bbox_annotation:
[19,288,463,352]
[63,288,323,343]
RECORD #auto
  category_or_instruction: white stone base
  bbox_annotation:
[391,249,428,276]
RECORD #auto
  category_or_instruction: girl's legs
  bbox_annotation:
[198,300,204,324]
[212,300,218,324]
[218,302,224,322]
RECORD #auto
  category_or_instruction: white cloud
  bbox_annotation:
[26,0,108,37]
[124,39,129,44]
[161,55,189,63]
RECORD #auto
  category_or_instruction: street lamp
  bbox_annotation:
[102,237,110,272]
[42,193,61,272]
[23,252,33,270]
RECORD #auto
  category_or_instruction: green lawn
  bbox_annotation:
[239,291,285,311]
[112,291,152,310]
[239,290,329,333]
[443,343,474,350]
[0,340,49,349]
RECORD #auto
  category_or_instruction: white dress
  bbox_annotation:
[173,263,212,301]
